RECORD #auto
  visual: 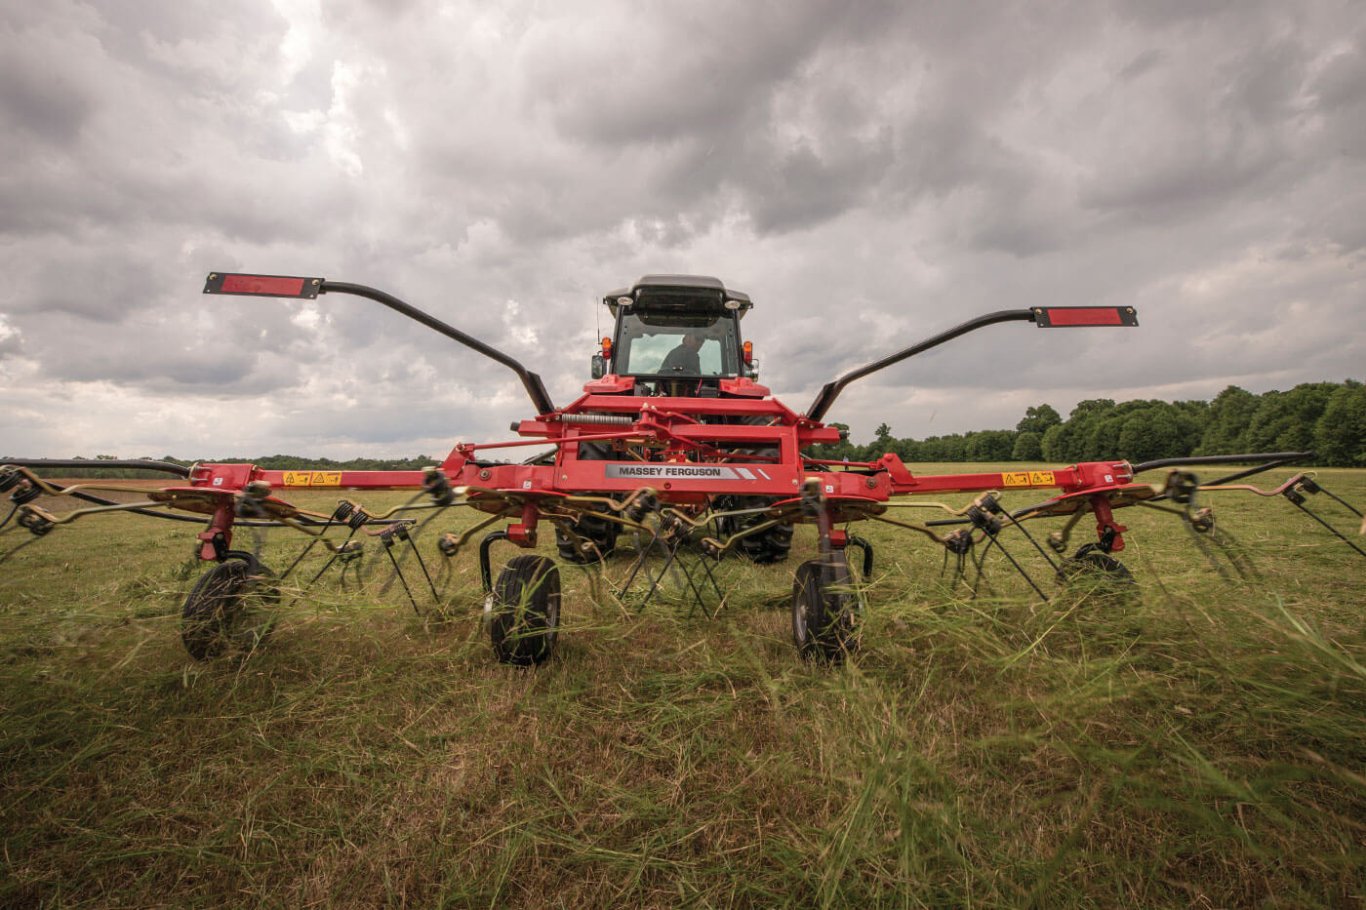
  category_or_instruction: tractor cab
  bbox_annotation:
[594,275,755,397]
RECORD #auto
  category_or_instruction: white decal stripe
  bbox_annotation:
[604,464,746,480]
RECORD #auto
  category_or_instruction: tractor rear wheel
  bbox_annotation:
[490,555,561,666]
[181,559,279,660]
[716,496,793,564]
[791,553,861,661]
[555,510,620,564]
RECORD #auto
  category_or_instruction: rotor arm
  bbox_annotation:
[204,272,556,415]
[804,305,1138,422]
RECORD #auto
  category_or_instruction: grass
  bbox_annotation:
[1,465,1363,908]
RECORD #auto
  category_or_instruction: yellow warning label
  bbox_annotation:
[1029,471,1055,485]
[282,471,342,487]
[1002,472,1030,487]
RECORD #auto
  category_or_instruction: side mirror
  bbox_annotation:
[591,354,607,379]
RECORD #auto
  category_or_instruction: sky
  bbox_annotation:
[1,0,1363,461]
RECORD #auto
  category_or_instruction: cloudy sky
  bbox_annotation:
[2,0,1363,460]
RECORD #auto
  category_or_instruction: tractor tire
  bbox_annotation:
[791,553,861,661]
[181,559,279,660]
[490,555,561,666]
[716,496,793,564]
[554,510,620,564]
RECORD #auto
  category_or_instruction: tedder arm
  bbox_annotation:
[203,272,557,415]
[805,305,1139,422]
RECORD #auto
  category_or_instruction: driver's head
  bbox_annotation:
[683,332,704,350]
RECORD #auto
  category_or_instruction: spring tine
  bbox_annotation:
[970,536,994,600]
[278,514,339,582]
[1308,482,1364,519]
[1000,511,1061,573]
[382,536,421,616]
[1288,499,1366,559]
[1208,525,1259,579]
[406,532,440,603]
[990,537,1051,603]
[1181,516,1233,579]
[617,525,663,598]
[1324,487,1365,519]
[280,537,322,583]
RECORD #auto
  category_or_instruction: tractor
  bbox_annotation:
[2,271,1361,666]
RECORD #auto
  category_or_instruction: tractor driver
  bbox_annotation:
[659,331,704,375]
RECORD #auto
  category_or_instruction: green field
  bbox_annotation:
[2,465,1364,908]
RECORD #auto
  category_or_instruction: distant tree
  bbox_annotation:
[809,381,1364,467]
[964,430,1016,462]
[1116,406,1177,463]
[1040,423,1070,462]
[1064,399,1117,460]
[867,422,894,458]
[1012,431,1043,461]
[1016,404,1062,436]
[1243,383,1336,453]
[1314,381,1366,466]
[1069,399,1116,420]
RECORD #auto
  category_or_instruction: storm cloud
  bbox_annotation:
[1,0,1362,458]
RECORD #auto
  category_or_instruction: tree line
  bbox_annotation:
[6,454,442,480]
[10,380,1365,476]
[809,381,1366,467]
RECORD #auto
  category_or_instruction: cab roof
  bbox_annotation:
[603,275,753,319]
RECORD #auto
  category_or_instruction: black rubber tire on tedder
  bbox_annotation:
[1060,543,1135,582]
[181,559,279,660]
[490,555,562,666]
[1059,543,1136,600]
[791,552,861,661]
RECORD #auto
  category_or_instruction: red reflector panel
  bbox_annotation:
[1034,306,1137,328]
[203,272,322,299]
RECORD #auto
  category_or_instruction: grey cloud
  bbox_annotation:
[2,0,1363,457]
[0,41,93,144]
[1118,49,1166,81]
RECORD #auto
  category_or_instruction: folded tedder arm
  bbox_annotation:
[202,272,557,415]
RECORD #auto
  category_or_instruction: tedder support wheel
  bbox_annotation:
[490,555,561,666]
[792,552,862,661]
[554,510,619,564]
[1059,543,1136,597]
[181,559,279,660]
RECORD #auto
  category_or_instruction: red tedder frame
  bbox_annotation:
[184,273,1146,561]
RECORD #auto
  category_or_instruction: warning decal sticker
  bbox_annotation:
[1002,471,1056,487]
[282,471,342,487]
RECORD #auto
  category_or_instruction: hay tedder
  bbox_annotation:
[3,273,1362,664]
